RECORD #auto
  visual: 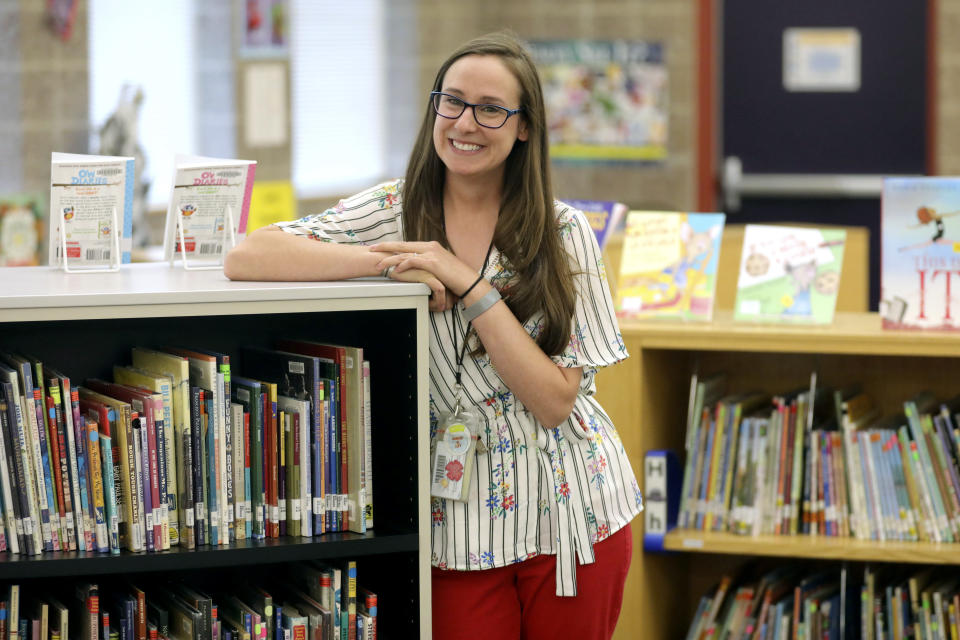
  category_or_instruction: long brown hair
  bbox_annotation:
[402,31,576,357]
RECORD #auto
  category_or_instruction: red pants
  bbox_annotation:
[431,523,632,640]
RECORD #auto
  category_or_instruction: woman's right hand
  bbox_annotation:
[389,266,453,312]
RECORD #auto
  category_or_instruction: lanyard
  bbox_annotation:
[451,236,495,410]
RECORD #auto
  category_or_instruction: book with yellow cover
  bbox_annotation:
[616,211,725,321]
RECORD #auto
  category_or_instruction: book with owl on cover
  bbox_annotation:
[733,224,846,324]
[615,211,726,321]
[881,177,960,330]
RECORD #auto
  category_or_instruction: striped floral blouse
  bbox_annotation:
[275,180,643,596]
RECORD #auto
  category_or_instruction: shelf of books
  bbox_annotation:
[595,311,960,640]
[0,262,432,640]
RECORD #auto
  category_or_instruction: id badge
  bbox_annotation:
[431,409,480,502]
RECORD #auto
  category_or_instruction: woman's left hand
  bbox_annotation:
[371,241,478,296]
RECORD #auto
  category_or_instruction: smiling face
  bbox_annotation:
[432,54,528,184]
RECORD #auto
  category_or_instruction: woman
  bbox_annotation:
[225,31,642,640]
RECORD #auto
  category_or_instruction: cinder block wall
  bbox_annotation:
[938,0,960,174]
[16,0,90,194]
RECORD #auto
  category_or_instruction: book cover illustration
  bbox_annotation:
[163,154,257,263]
[0,194,43,266]
[561,199,627,250]
[616,211,725,321]
[881,177,960,330]
[48,152,134,267]
[733,224,846,324]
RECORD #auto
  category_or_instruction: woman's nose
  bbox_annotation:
[454,107,479,131]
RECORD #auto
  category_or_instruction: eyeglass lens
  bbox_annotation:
[433,93,510,128]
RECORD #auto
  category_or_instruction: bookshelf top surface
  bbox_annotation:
[0,263,431,312]
[618,310,960,355]
[663,530,960,565]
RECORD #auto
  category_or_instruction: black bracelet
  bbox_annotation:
[459,274,485,299]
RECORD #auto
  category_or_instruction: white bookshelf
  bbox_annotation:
[0,263,433,638]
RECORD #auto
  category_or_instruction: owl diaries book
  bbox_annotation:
[881,177,960,330]
[615,211,726,321]
[733,225,846,325]
[48,152,135,267]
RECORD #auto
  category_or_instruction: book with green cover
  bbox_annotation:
[733,224,846,324]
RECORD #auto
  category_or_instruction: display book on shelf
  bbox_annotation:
[0,263,431,640]
[594,311,960,640]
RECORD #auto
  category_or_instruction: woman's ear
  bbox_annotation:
[517,118,529,142]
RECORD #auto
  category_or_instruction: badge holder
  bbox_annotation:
[170,204,236,271]
[59,207,122,273]
[430,386,485,502]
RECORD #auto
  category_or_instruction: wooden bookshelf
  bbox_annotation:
[596,311,960,640]
[0,263,433,638]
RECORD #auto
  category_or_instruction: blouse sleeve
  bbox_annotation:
[551,203,629,373]
[273,180,404,245]
[550,204,629,442]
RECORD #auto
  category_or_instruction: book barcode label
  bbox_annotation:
[433,454,449,485]
[244,500,251,519]
[228,504,235,522]
[111,514,119,532]
[186,509,195,527]
[279,502,286,521]
[198,242,221,255]
[210,511,219,527]
[256,506,264,522]
[14,518,23,535]
[23,516,33,535]
[313,497,324,513]
[146,512,154,530]
[85,248,111,261]
[292,501,301,520]
[270,505,280,521]
[288,361,305,374]
[196,502,204,518]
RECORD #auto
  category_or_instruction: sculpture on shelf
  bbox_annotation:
[98,84,151,248]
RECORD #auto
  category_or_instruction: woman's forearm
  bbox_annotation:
[224,226,389,281]
[467,284,581,429]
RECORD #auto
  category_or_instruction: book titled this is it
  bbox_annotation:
[616,211,725,321]
[733,224,846,325]
[881,177,960,330]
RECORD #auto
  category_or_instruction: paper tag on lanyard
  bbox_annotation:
[431,402,481,502]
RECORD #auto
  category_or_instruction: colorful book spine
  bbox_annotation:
[362,361,372,530]
[82,419,108,552]
[55,376,88,553]
[191,388,206,547]
[98,426,120,554]
[206,392,219,545]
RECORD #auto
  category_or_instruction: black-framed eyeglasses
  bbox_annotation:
[430,91,522,129]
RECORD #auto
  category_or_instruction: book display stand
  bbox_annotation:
[57,206,122,273]
[168,203,237,271]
